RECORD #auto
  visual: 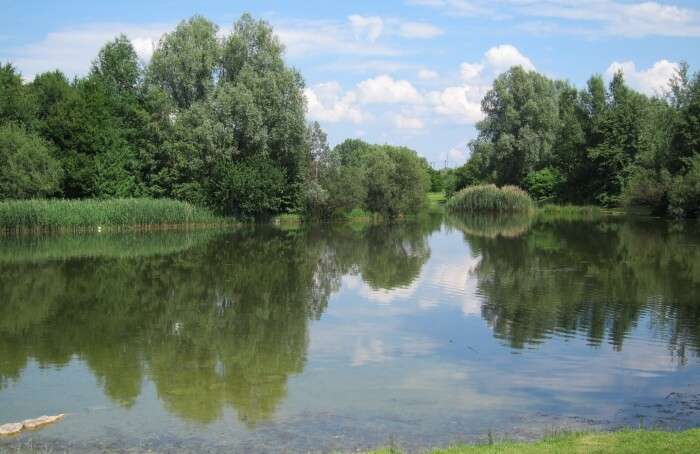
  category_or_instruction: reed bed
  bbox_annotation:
[536,204,603,222]
[447,184,534,213]
[0,198,223,233]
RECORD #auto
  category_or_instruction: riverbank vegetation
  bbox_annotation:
[366,429,700,453]
[0,14,430,225]
[0,198,221,233]
[447,184,534,213]
[444,64,700,218]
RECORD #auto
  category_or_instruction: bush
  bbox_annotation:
[447,184,534,213]
[668,155,700,218]
[212,156,286,219]
[525,167,562,202]
[0,123,63,199]
[623,167,670,214]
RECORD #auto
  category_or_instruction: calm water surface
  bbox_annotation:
[1,214,700,452]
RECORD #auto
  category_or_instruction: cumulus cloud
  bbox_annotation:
[484,44,535,72]
[428,85,486,124]
[428,44,532,124]
[356,75,423,104]
[305,82,365,124]
[460,62,484,81]
[349,14,384,42]
[605,59,680,96]
[394,114,425,130]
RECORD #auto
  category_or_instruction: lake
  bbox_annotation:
[1,213,700,452]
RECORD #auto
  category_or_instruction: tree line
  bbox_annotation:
[0,14,430,219]
[443,65,700,217]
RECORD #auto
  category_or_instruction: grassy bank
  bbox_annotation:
[447,185,534,213]
[0,198,224,233]
[367,429,700,454]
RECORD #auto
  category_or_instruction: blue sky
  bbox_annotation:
[2,0,700,167]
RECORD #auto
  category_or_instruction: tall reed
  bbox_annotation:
[447,184,534,213]
[0,198,223,233]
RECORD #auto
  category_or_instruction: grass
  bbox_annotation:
[447,185,534,214]
[365,429,700,454]
[0,198,225,233]
[536,204,603,222]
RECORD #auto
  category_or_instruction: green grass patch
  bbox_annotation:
[447,185,534,214]
[365,429,700,454]
[0,198,225,233]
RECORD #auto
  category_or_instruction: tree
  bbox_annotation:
[0,63,36,128]
[148,16,220,109]
[0,123,62,199]
[471,66,560,186]
[91,35,141,95]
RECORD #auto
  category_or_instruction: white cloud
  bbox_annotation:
[305,82,365,124]
[348,14,384,42]
[429,44,531,124]
[394,114,425,130]
[398,21,444,38]
[484,44,535,72]
[605,59,680,96]
[409,0,700,38]
[460,62,484,80]
[275,20,400,58]
[4,23,170,80]
[428,85,485,124]
[356,75,423,104]
[418,68,439,80]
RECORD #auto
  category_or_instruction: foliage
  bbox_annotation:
[0,198,220,232]
[0,123,62,199]
[447,184,534,213]
[524,167,562,202]
[451,64,700,217]
[308,139,430,218]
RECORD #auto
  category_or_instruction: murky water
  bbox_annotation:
[1,213,700,452]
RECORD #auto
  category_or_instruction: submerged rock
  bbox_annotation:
[0,423,23,436]
[0,414,65,436]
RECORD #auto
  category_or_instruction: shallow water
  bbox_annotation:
[1,214,700,452]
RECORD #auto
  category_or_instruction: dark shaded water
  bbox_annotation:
[1,213,700,452]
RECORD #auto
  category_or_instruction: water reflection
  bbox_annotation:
[1,213,699,449]
[450,214,700,363]
[0,219,440,428]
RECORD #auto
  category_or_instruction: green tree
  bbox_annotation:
[0,123,62,199]
[148,16,220,109]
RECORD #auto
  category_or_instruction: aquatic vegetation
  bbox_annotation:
[447,185,534,213]
[0,198,223,233]
[536,204,603,222]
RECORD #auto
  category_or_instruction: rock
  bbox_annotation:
[0,422,23,436]
[21,414,65,430]
[0,414,65,436]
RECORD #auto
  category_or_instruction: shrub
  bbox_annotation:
[0,123,63,199]
[668,155,700,218]
[524,167,563,202]
[447,184,534,213]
